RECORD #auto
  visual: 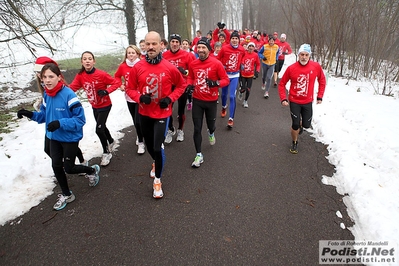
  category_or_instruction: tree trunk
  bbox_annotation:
[124,0,136,45]
[143,0,165,37]
[165,0,189,40]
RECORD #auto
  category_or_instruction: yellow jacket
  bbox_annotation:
[258,44,279,65]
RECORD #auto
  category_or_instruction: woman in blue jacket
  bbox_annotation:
[17,63,101,210]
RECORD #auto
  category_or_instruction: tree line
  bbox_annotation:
[1,0,398,92]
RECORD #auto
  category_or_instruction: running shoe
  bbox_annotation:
[221,107,227,118]
[263,92,269,99]
[208,130,215,145]
[290,141,298,154]
[53,191,75,211]
[108,140,119,153]
[150,162,155,178]
[165,127,175,144]
[153,178,163,199]
[137,142,145,154]
[100,153,112,166]
[243,100,248,108]
[176,129,184,142]
[191,154,204,168]
[87,164,100,187]
[227,118,234,128]
[237,92,243,101]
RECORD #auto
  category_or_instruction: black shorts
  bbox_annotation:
[275,59,284,73]
[289,102,313,130]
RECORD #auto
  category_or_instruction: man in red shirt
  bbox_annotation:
[163,33,196,143]
[278,44,326,154]
[274,33,292,87]
[125,31,186,198]
[186,37,229,168]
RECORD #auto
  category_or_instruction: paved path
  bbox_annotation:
[0,78,355,265]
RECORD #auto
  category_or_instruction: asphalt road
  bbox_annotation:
[0,77,356,265]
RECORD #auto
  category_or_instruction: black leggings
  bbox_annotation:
[239,77,253,101]
[45,136,84,163]
[139,114,168,178]
[127,101,144,143]
[93,107,114,153]
[50,140,94,195]
[289,102,313,130]
[168,92,188,130]
[192,98,217,153]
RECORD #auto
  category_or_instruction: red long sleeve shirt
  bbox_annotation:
[240,51,261,78]
[162,49,196,78]
[187,56,230,102]
[278,61,326,105]
[69,68,121,109]
[217,44,246,73]
[125,59,186,119]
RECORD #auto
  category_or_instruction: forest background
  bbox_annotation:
[1,0,399,92]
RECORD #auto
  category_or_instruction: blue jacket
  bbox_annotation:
[32,85,86,143]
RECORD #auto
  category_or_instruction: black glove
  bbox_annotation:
[185,85,195,95]
[177,66,188,76]
[254,71,259,79]
[139,94,152,104]
[206,78,219,87]
[159,97,171,109]
[221,23,226,29]
[98,90,109,96]
[47,120,60,132]
[17,109,33,119]
[217,22,222,29]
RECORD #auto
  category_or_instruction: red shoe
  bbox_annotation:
[227,118,234,128]
[221,107,227,118]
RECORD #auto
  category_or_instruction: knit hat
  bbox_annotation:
[230,31,240,40]
[34,56,58,72]
[197,37,212,51]
[247,42,255,48]
[169,33,182,44]
[298,43,312,54]
[280,33,287,39]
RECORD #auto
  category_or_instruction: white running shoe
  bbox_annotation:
[261,83,266,90]
[176,129,184,142]
[87,164,100,187]
[53,191,75,210]
[137,142,145,154]
[153,178,163,199]
[264,92,269,99]
[108,141,119,153]
[100,153,112,166]
[191,154,204,168]
[243,100,248,108]
[165,128,175,144]
[135,136,139,146]
[237,92,243,101]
